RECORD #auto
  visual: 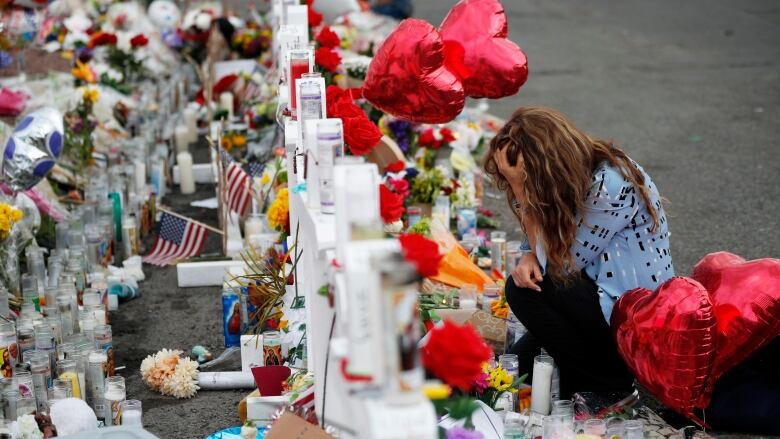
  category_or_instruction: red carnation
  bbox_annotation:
[130,33,149,48]
[315,47,341,73]
[326,85,353,116]
[343,116,381,155]
[421,320,493,391]
[379,184,405,223]
[87,31,118,49]
[316,26,340,49]
[385,160,406,173]
[398,233,442,277]
[307,0,323,28]
[388,178,409,197]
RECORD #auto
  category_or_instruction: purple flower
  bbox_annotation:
[162,30,183,49]
[76,47,93,63]
[447,427,484,439]
[388,119,413,152]
[0,51,13,69]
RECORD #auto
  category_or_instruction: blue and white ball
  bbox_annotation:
[2,107,63,192]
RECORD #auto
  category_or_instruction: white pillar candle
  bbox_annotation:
[174,124,190,153]
[531,354,554,415]
[219,92,234,120]
[177,151,196,194]
[134,160,146,195]
[121,409,142,426]
[183,107,199,144]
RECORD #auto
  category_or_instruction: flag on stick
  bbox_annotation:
[142,211,210,266]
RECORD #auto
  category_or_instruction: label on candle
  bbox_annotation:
[105,397,124,426]
[299,82,322,121]
[0,345,13,378]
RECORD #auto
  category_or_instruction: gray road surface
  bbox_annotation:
[114,1,780,438]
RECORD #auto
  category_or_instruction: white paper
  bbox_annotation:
[190,197,219,209]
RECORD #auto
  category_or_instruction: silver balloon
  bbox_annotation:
[2,107,64,192]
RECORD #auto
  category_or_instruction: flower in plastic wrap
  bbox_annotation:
[2,107,64,192]
[0,202,23,240]
[398,233,441,277]
[421,320,492,391]
[140,348,199,398]
[9,414,43,439]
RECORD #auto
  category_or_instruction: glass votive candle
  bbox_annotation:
[551,399,574,417]
[459,284,477,309]
[498,353,519,377]
[584,418,607,436]
[624,420,643,439]
[543,413,574,439]
[120,399,143,426]
[605,417,625,439]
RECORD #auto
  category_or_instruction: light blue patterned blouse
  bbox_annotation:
[519,160,674,323]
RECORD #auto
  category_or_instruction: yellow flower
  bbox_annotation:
[278,319,288,331]
[82,87,99,104]
[421,383,451,400]
[260,173,271,185]
[0,203,22,241]
[233,135,247,147]
[267,188,290,233]
[71,60,96,84]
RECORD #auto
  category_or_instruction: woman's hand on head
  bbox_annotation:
[511,252,543,292]
[493,146,526,193]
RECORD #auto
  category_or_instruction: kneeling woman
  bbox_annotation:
[484,107,674,398]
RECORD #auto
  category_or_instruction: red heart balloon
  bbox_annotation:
[692,252,780,388]
[612,277,716,420]
[439,0,528,99]
[363,19,465,124]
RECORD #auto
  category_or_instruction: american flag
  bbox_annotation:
[225,161,252,215]
[143,212,208,266]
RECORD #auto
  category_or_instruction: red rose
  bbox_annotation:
[87,32,118,49]
[398,233,442,277]
[343,116,381,155]
[379,184,405,223]
[316,26,340,49]
[130,34,149,48]
[440,127,456,143]
[307,0,323,28]
[315,47,341,73]
[385,160,406,173]
[388,178,409,197]
[331,101,364,119]
[418,128,439,148]
[421,320,493,391]
[326,85,354,116]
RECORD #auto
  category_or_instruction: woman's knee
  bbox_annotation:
[504,276,544,308]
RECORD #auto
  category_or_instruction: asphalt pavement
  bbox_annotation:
[114,1,780,438]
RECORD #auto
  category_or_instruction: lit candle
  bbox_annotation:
[174,124,189,153]
[531,354,554,415]
[219,92,234,120]
[177,151,196,194]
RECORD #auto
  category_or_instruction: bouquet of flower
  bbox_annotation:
[63,88,99,172]
[472,363,526,409]
[140,349,200,399]
[0,200,25,298]
[231,24,272,58]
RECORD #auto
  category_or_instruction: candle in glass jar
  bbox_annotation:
[219,92,234,120]
[174,124,189,153]
[243,213,264,245]
[120,399,143,426]
[531,354,554,415]
[177,151,196,194]
[288,52,310,115]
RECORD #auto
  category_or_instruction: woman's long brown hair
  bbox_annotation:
[484,107,660,282]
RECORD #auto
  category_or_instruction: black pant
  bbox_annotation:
[505,273,634,398]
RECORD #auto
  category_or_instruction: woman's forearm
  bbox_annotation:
[510,181,537,253]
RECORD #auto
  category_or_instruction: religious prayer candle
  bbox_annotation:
[56,359,81,399]
[120,399,143,426]
[177,151,196,194]
[104,376,126,426]
[288,50,311,116]
[316,119,344,214]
